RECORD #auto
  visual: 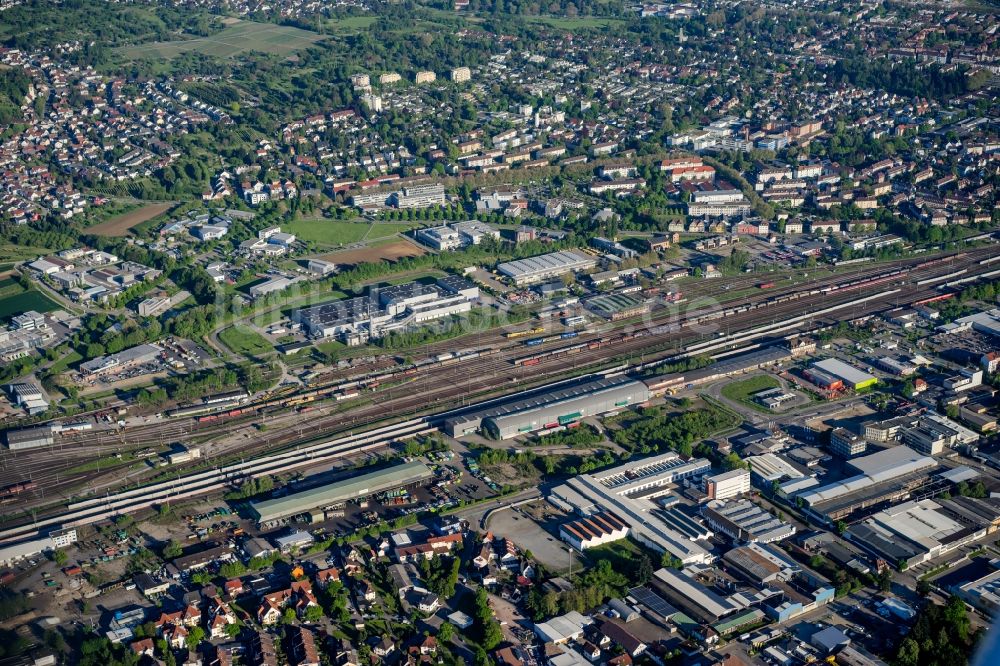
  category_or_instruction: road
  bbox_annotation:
[0,245,997,526]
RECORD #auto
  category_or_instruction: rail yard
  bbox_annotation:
[2,244,997,546]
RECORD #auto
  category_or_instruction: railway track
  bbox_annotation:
[0,246,996,531]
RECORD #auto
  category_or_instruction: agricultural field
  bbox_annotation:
[117,19,327,61]
[0,282,61,322]
[218,325,273,357]
[285,220,418,248]
[720,374,782,410]
[85,202,175,237]
[317,238,426,267]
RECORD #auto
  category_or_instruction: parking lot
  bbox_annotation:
[487,501,584,574]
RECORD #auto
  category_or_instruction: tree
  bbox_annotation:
[916,579,932,598]
[437,621,454,642]
[878,568,893,592]
[185,626,205,652]
[304,604,324,622]
[51,549,68,566]
[481,619,503,650]
[636,555,654,586]
[163,540,183,559]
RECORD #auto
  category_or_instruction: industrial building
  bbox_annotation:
[249,461,434,526]
[809,358,878,390]
[701,499,797,543]
[584,293,650,321]
[496,250,597,286]
[900,413,979,456]
[5,424,56,450]
[649,567,744,624]
[743,453,816,495]
[846,496,1000,568]
[445,376,649,439]
[0,527,77,566]
[79,343,162,376]
[681,346,793,386]
[722,543,799,586]
[830,428,867,458]
[559,511,630,550]
[796,446,938,523]
[953,559,1000,615]
[549,451,713,564]
[704,469,751,501]
[293,276,478,343]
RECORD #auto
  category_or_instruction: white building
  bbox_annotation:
[450,67,471,82]
[704,469,751,500]
[550,451,713,564]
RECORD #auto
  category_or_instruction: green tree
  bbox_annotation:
[185,626,205,652]
[162,540,183,559]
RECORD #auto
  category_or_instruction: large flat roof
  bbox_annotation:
[445,377,641,433]
[249,461,433,523]
[812,358,876,386]
[497,250,595,280]
[797,446,937,507]
[652,567,741,622]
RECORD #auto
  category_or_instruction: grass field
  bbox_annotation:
[284,220,417,247]
[47,350,83,375]
[323,16,379,33]
[86,202,174,237]
[0,289,60,322]
[720,375,781,410]
[0,244,51,270]
[218,325,273,357]
[117,19,327,61]
[524,15,623,30]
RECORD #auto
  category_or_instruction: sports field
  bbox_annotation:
[720,375,781,411]
[118,19,327,61]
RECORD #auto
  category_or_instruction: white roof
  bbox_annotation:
[533,610,591,643]
[812,358,876,385]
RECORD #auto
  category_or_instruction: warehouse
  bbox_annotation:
[846,497,994,568]
[682,346,793,386]
[560,511,630,550]
[249,461,434,526]
[649,567,744,624]
[796,446,938,522]
[5,425,55,450]
[446,376,649,439]
[585,293,650,321]
[810,358,878,390]
[549,451,713,564]
[496,250,597,285]
[79,343,162,376]
[482,378,648,439]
